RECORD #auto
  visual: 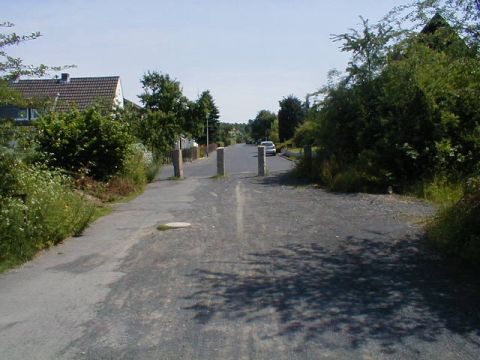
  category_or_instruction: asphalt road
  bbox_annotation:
[1,144,479,359]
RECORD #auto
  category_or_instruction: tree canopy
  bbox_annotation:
[249,110,278,142]
[294,2,480,192]
[136,71,220,155]
[278,96,305,142]
[0,21,74,79]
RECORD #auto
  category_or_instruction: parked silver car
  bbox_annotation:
[261,141,276,156]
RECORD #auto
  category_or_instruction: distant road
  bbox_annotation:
[160,143,293,179]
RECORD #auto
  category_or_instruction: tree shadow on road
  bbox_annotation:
[185,235,480,353]
[251,171,310,187]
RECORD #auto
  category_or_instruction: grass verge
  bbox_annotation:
[424,177,480,269]
[157,224,174,231]
[211,174,228,179]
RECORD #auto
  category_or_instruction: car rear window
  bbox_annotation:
[262,142,273,146]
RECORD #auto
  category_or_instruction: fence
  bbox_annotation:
[198,143,218,158]
[168,144,218,163]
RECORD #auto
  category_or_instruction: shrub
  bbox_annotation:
[275,139,294,153]
[425,177,480,267]
[74,143,160,202]
[121,144,149,187]
[120,143,159,188]
[0,165,94,271]
[331,168,383,193]
[0,148,21,197]
[35,106,132,180]
[295,150,386,193]
[293,121,318,148]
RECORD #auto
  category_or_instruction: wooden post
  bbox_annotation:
[217,147,225,176]
[173,149,183,178]
[258,146,266,176]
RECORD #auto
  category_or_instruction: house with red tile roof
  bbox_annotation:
[0,73,125,123]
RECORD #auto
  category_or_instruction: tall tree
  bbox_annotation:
[139,71,187,115]
[250,110,277,142]
[384,0,480,50]
[278,96,305,142]
[332,17,396,84]
[183,99,203,140]
[196,90,220,144]
[138,71,188,155]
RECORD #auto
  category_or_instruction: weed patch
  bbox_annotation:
[157,224,174,231]
[0,166,94,272]
[211,174,228,180]
[425,177,480,268]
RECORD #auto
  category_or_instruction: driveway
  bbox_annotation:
[1,144,479,359]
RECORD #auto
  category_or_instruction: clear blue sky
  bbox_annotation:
[4,0,402,123]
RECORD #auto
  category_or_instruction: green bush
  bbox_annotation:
[35,106,132,180]
[331,168,384,193]
[425,177,480,267]
[120,143,160,188]
[295,150,386,193]
[121,145,148,188]
[275,139,294,153]
[0,165,94,271]
[0,148,21,197]
[293,121,318,148]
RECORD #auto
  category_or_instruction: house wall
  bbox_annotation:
[114,80,124,109]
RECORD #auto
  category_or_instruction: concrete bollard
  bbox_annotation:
[217,147,225,176]
[173,149,183,178]
[258,146,266,176]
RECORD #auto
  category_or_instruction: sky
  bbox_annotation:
[4,0,403,123]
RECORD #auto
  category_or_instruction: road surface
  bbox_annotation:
[1,144,479,359]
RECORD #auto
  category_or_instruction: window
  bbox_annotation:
[30,109,40,120]
[15,109,28,122]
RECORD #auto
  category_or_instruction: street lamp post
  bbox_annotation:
[206,112,209,158]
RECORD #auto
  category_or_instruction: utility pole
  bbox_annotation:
[206,112,209,158]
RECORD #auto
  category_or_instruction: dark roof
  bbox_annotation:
[421,13,452,34]
[123,98,143,110]
[9,76,120,111]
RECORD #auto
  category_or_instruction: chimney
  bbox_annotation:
[60,73,70,84]
[11,74,21,84]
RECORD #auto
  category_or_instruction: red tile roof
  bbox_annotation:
[10,76,120,111]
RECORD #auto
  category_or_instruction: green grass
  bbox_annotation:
[157,224,174,231]
[407,176,464,208]
[0,166,97,273]
[424,177,480,268]
[89,205,113,223]
[210,173,228,179]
